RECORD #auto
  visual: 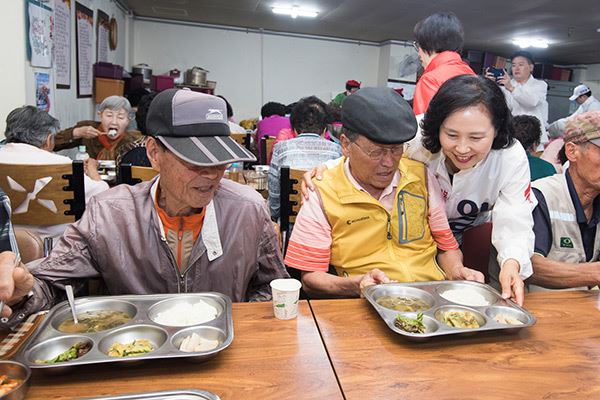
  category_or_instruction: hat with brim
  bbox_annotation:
[147,89,256,166]
[563,110,600,146]
[569,84,590,101]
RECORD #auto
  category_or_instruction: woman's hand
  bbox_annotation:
[300,164,329,201]
[499,259,524,306]
[84,158,102,181]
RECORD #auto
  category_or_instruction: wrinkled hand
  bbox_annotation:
[84,158,102,181]
[499,259,524,306]
[300,164,328,203]
[73,125,103,139]
[359,268,391,296]
[446,265,485,283]
[0,252,34,318]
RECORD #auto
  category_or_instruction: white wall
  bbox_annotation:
[0,0,27,134]
[133,19,380,121]
[581,63,600,95]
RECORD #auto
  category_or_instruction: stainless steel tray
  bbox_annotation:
[83,389,221,400]
[15,293,233,370]
[363,280,536,340]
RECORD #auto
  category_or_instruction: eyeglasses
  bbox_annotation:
[351,141,403,161]
[412,41,419,52]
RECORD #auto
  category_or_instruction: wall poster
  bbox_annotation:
[96,9,110,62]
[54,0,71,88]
[35,70,54,116]
[27,0,53,68]
[75,2,93,98]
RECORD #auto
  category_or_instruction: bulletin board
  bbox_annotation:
[75,2,94,98]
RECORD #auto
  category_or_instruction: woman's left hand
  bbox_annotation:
[499,259,524,306]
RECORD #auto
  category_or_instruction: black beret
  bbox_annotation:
[342,87,417,144]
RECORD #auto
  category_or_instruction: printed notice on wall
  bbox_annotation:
[54,0,71,88]
[75,2,93,98]
[28,0,53,68]
[96,10,109,62]
[35,71,54,116]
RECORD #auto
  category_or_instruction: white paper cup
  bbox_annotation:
[270,278,302,320]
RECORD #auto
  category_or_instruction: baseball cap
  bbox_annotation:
[346,80,361,89]
[569,84,591,101]
[563,111,600,147]
[146,89,256,166]
[342,87,417,144]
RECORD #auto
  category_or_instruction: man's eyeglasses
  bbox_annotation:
[351,141,403,161]
[412,41,419,52]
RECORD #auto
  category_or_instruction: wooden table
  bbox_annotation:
[310,291,600,400]
[24,301,343,400]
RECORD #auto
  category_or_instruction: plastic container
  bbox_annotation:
[75,146,89,161]
[93,62,124,79]
[151,75,175,92]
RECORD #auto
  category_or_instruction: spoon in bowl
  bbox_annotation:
[65,284,78,324]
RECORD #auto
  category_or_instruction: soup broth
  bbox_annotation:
[376,295,430,312]
[58,310,132,333]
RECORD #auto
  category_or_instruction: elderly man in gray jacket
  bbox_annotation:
[0,89,288,325]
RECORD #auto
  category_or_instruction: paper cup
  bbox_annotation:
[270,278,302,320]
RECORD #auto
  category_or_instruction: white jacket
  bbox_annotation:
[0,143,109,240]
[502,75,549,146]
[406,134,537,280]
[548,96,600,138]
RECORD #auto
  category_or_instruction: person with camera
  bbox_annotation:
[485,51,549,148]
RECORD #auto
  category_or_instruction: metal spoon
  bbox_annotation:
[65,284,78,324]
[0,253,21,315]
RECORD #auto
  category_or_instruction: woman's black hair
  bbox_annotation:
[413,11,464,54]
[421,74,514,153]
[260,102,286,118]
[216,95,234,119]
[290,96,328,134]
[512,114,542,151]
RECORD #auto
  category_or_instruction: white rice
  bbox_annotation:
[440,289,490,307]
[153,300,218,326]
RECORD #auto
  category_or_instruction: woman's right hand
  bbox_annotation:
[73,125,102,139]
[301,164,329,202]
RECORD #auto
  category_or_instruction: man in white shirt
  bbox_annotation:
[487,51,549,146]
[0,106,109,240]
[547,84,600,138]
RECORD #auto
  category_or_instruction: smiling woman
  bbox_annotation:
[410,74,535,305]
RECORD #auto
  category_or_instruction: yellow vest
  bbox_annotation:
[315,158,445,282]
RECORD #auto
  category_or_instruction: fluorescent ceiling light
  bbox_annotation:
[512,38,549,49]
[272,6,318,18]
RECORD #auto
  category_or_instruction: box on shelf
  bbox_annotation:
[151,75,175,92]
[93,62,124,79]
[94,77,124,103]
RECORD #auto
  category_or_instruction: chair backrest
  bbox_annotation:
[0,161,86,225]
[260,136,276,165]
[230,133,251,150]
[14,228,44,263]
[461,222,493,282]
[280,166,304,249]
[118,164,159,185]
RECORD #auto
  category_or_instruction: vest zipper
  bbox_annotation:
[386,214,392,240]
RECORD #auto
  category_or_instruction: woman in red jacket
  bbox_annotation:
[412,12,475,115]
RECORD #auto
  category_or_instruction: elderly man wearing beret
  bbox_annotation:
[284,87,480,297]
[528,111,600,290]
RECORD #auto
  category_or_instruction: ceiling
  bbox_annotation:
[121,0,600,65]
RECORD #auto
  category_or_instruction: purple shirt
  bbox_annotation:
[257,115,291,161]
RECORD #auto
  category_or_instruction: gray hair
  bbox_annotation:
[5,106,60,148]
[98,95,132,119]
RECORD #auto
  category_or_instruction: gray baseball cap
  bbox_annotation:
[146,89,256,166]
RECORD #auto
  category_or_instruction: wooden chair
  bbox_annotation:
[230,133,251,150]
[0,161,86,225]
[260,136,276,165]
[14,228,44,263]
[118,164,159,185]
[279,166,304,255]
